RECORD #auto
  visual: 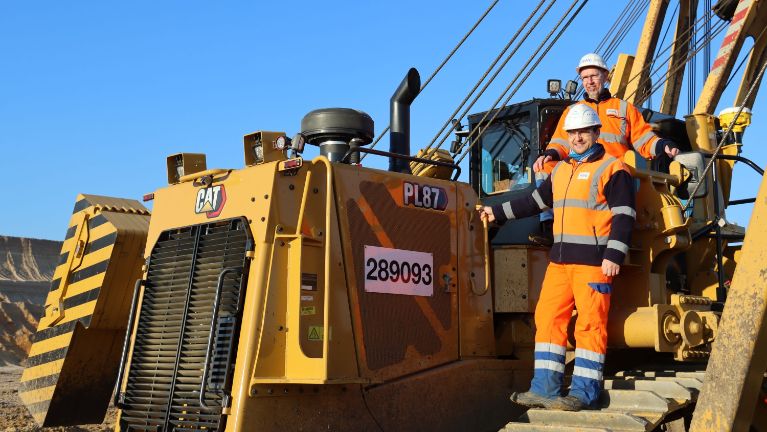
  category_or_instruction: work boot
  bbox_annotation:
[510,391,557,409]
[554,395,586,411]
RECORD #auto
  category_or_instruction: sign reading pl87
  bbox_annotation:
[403,181,448,211]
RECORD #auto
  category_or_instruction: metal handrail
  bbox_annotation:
[200,267,241,409]
[341,147,462,180]
[114,278,144,408]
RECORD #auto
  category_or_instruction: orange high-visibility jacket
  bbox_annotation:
[492,144,635,266]
[544,90,661,161]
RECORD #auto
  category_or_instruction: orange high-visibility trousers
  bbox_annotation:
[530,263,612,405]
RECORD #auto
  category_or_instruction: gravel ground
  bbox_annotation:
[0,367,115,432]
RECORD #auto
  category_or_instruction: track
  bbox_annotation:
[500,368,705,431]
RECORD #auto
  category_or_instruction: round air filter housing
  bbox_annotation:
[301,108,374,163]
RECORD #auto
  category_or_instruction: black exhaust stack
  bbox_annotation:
[389,68,421,173]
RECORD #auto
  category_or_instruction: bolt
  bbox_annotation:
[289,184,295,190]
[264,194,269,199]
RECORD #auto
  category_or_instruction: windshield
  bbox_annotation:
[479,113,533,195]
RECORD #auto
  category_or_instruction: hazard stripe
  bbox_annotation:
[57,252,69,266]
[30,319,82,343]
[88,214,108,230]
[63,288,101,310]
[20,359,66,385]
[85,232,116,255]
[64,225,77,240]
[25,347,68,368]
[72,198,91,214]
[24,398,52,415]
[731,6,749,24]
[49,278,61,292]
[63,214,108,241]
[18,373,60,393]
[69,259,109,285]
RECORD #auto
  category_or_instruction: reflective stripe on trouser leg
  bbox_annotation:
[568,264,611,405]
[531,263,574,397]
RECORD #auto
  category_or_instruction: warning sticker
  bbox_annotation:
[308,326,323,341]
[301,273,318,291]
[301,295,314,302]
[301,306,316,316]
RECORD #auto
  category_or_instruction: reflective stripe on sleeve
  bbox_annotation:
[502,202,515,220]
[607,239,629,254]
[532,189,550,210]
[633,131,656,152]
[550,137,571,151]
[610,206,636,218]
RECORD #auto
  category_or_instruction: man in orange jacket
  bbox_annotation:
[529,53,677,246]
[479,104,636,411]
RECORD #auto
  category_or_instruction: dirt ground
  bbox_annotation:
[0,367,116,432]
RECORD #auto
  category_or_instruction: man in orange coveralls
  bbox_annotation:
[479,104,636,411]
[528,52,678,246]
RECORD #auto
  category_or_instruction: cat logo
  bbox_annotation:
[194,185,227,218]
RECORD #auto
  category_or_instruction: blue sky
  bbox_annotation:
[1,0,764,240]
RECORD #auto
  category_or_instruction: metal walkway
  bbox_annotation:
[500,369,704,431]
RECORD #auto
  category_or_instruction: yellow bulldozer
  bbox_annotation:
[16,0,767,430]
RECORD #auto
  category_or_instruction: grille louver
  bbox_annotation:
[120,218,251,431]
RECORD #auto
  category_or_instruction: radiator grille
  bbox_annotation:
[120,218,251,431]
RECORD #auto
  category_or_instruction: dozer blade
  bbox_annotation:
[19,194,150,426]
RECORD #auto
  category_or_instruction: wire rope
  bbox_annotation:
[417,0,557,163]
[363,0,500,158]
[454,0,589,165]
[681,59,767,212]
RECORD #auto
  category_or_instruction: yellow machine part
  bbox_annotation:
[19,194,150,427]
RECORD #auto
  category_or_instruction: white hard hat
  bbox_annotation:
[576,53,609,74]
[563,104,602,131]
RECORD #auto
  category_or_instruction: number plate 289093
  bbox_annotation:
[364,245,433,296]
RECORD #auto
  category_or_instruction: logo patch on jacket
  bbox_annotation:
[606,108,619,116]
[577,172,590,180]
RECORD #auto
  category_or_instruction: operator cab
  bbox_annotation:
[468,98,571,245]
[468,98,693,246]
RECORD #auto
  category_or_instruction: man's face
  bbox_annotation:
[567,127,600,154]
[579,67,606,98]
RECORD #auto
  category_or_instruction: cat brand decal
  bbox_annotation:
[195,185,227,218]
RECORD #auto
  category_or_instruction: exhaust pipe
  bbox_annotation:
[389,68,421,173]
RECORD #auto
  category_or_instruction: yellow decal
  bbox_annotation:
[301,306,316,316]
[308,326,323,341]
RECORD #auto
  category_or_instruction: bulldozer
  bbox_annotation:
[16,0,767,430]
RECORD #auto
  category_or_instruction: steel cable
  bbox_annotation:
[615,0,739,105]
[362,0,501,159]
[575,0,649,99]
[415,0,556,167]
[681,59,767,213]
[627,16,729,104]
[454,0,589,165]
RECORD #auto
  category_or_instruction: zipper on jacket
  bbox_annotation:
[559,161,581,262]
[593,226,600,259]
